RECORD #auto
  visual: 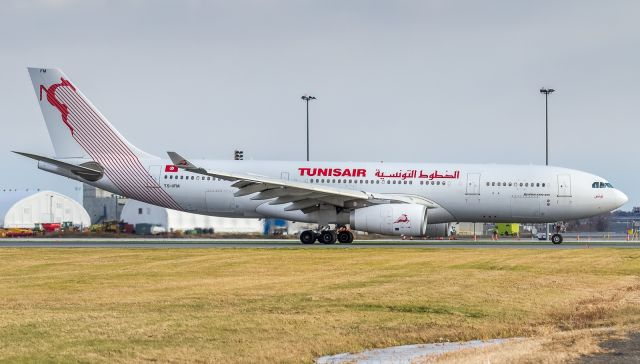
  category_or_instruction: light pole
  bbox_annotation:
[301,95,316,162]
[539,88,555,166]
[540,87,555,241]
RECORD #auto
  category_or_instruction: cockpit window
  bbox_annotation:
[592,181,614,188]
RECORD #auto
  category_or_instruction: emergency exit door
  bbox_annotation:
[147,165,162,185]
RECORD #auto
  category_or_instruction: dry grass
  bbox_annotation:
[0,248,639,363]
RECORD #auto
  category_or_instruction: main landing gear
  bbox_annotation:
[299,227,354,244]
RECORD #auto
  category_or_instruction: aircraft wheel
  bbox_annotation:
[551,233,563,244]
[300,230,317,244]
[319,231,337,244]
[337,231,354,244]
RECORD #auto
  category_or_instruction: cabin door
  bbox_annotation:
[465,173,481,195]
[557,174,572,197]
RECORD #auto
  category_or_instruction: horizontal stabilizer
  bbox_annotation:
[13,151,103,182]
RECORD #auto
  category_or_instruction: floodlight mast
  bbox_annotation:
[301,95,316,162]
[539,88,555,166]
[540,87,555,242]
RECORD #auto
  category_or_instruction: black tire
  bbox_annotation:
[319,231,337,244]
[337,231,354,244]
[551,233,563,244]
[300,230,316,244]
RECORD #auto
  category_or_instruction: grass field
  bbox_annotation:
[1,248,639,363]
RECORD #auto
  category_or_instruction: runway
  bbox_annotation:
[0,238,638,249]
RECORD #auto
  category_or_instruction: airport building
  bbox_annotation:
[83,184,128,224]
[0,189,90,228]
[120,200,263,233]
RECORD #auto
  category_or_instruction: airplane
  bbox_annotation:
[16,68,628,245]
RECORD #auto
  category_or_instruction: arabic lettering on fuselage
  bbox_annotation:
[298,167,461,180]
[374,169,460,180]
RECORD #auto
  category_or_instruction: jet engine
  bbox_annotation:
[424,223,451,238]
[349,204,428,236]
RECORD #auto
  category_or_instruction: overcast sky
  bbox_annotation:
[1,0,638,208]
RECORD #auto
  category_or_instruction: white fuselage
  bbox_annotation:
[69,159,627,225]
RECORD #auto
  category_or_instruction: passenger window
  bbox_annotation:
[491,182,495,186]
[519,183,523,187]
[536,183,540,187]
[376,180,380,184]
[502,182,506,186]
[437,181,441,185]
[486,182,490,186]
[542,183,545,187]
[508,182,512,186]
[525,183,529,187]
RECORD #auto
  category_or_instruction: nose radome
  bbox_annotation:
[614,189,629,208]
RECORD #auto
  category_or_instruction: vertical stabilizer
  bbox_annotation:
[27,67,155,159]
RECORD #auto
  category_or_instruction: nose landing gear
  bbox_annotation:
[551,233,563,244]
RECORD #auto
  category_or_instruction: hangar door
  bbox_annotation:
[465,173,481,195]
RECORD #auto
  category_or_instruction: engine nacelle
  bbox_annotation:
[425,223,450,238]
[349,204,428,236]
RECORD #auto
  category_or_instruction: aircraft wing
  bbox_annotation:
[167,152,437,213]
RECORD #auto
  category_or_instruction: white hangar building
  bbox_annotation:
[0,190,90,228]
[121,200,263,233]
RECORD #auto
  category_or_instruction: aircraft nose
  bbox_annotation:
[614,189,629,208]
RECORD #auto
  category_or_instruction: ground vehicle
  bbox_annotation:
[4,228,34,237]
[496,223,519,236]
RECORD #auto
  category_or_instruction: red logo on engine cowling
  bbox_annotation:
[165,165,178,172]
[39,78,76,135]
[394,214,410,223]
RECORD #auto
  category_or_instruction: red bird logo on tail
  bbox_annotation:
[39,78,76,135]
